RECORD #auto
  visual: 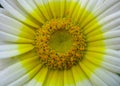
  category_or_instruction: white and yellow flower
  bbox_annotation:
[0,0,120,86]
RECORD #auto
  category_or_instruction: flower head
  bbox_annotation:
[0,0,120,86]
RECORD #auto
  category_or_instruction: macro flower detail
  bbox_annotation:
[0,0,120,86]
[34,18,87,70]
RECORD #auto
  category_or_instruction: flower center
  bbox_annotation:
[34,18,87,70]
[49,30,73,53]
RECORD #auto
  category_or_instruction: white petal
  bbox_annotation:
[0,23,34,40]
[87,47,120,58]
[0,58,18,71]
[0,44,32,51]
[71,66,92,86]
[99,11,120,31]
[88,37,120,46]
[113,26,120,30]
[85,51,120,73]
[0,0,26,20]
[0,13,35,38]
[105,70,120,84]
[94,68,120,86]
[8,65,41,86]
[17,0,45,24]
[0,31,33,43]
[119,51,120,54]
[93,0,104,10]
[0,0,39,28]
[102,61,120,73]
[0,47,37,70]
[104,37,120,45]
[0,52,40,86]
[104,30,120,38]
[24,79,36,86]
[80,0,89,7]
[80,0,104,12]
[84,0,98,11]
[107,44,120,50]
[81,59,120,86]
[0,50,39,70]
[96,0,120,20]
[101,18,120,32]
[85,17,120,37]
[87,30,120,42]
[83,0,120,35]
[0,44,34,58]
[78,0,99,23]
[80,62,108,86]
[93,0,119,17]
[0,62,33,85]
[25,67,48,86]
[70,0,102,23]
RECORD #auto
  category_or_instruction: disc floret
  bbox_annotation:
[34,18,86,70]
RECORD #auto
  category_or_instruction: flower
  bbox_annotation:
[0,0,120,86]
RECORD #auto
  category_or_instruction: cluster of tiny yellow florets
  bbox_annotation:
[34,18,86,70]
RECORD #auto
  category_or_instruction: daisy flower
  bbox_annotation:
[0,0,120,86]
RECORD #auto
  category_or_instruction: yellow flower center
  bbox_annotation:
[34,18,87,70]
